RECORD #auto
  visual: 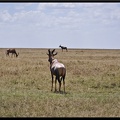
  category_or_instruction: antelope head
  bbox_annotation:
[16,52,19,57]
[47,49,57,63]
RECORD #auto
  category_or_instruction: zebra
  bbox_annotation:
[47,49,66,93]
[59,45,68,52]
[6,49,19,57]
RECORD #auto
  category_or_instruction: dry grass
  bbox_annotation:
[0,48,120,117]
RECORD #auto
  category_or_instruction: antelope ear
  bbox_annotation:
[53,52,57,56]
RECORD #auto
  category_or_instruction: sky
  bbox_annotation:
[0,2,120,49]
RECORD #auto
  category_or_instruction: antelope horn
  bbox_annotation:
[52,49,55,54]
[47,49,50,55]
[52,49,57,56]
[48,49,50,54]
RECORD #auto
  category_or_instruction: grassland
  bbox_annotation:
[0,48,120,117]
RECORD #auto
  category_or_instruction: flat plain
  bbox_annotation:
[0,48,120,117]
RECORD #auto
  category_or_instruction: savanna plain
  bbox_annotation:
[0,48,120,117]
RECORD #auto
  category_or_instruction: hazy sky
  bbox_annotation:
[0,2,120,49]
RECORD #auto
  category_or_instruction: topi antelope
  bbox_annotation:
[59,45,68,52]
[47,49,66,93]
[6,49,19,57]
